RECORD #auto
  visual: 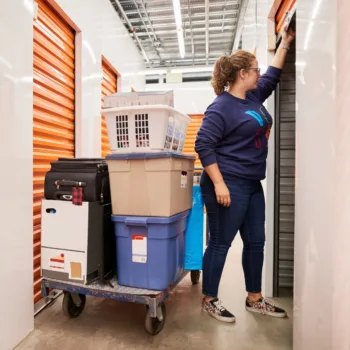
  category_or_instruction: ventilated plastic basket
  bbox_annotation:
[101,104,191,153]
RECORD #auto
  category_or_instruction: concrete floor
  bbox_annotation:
[17,240,293,350]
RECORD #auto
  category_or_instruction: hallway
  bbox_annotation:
[17,240,293,350]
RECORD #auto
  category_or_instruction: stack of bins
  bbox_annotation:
[102,91,196,290]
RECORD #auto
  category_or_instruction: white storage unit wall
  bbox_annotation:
[274,39,296,295]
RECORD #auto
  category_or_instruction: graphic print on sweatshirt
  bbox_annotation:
[245,107,272,149]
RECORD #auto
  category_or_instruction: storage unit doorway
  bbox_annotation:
[273,2,296,297]
[101,57,119,158]
[33,0,76,304]
[184,114,204,169]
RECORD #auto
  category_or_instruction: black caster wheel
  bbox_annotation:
[62,292,86,318]
[145,303,166,335]
[191,270,201,285]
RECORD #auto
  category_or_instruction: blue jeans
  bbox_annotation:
[201,172,266,297]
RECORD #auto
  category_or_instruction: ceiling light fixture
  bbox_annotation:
[170,66,214,74]
[172,0,185,59]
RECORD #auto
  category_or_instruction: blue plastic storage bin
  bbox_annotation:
[112,210,190,290]
[184,185,204,270]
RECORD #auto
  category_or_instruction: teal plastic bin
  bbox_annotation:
[184,185,204,270]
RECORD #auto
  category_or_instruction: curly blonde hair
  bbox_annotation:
[211,50,256,95]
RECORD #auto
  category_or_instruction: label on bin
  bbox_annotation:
[181,171,188,188]
[132,234,147,264]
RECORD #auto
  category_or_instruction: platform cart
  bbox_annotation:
[41,270,200,336]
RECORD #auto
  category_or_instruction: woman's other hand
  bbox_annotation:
[214,181,231,207]
[282,24,296,46]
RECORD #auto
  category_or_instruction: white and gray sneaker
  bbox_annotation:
[245,297,287,318]
[202,297,236,323]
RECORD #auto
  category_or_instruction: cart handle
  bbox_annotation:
[101,104,191,123]
[55,180,87,188]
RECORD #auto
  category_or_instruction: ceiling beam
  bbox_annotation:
[136,30,235,39]
[112,0,151,65]
[126,10,239,21]
[205,0,209,64]
[232,0,249,52]
[133,22,237,33]
[187,0,195,65]
[122,1,240,15]
[221,0,227,32]
[131,0,156,50]
[131,0,162,60]
[150,56,217,64]
[138,0,160,44]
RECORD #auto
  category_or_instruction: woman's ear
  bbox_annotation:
[239,69,246,80]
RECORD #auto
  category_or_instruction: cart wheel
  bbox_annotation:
[191,270,201,285]
[145,303,166,335]
[62,292,86,318]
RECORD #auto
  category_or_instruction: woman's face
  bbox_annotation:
[245,59,261,91]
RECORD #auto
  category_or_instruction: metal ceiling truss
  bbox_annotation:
[110,0,242,68]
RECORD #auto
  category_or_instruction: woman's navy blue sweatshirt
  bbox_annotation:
[195,66,281,181]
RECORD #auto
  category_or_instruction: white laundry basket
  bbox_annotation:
[101,104,191,153]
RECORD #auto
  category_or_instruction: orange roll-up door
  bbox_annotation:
[33,0,75,303]
[101,58,118,157]
[276,0,296,34]
[184,114,204,169]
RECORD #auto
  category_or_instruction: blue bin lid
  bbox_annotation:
[106,152,196,161]
[111,210,190,225]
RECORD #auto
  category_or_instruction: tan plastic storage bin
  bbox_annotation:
[106,152,196,217]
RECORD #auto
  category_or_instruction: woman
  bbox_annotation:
[195,26,296,323]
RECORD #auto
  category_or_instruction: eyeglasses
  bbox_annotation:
[246,67,261,74]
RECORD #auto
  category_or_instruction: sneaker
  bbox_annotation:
[201,297,236,323]
[245,297,287,318]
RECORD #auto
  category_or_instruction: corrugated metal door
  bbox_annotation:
[101,58,117,157]
[33,0,75,303]
[274,41,296,293]
[184,114,204,169]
